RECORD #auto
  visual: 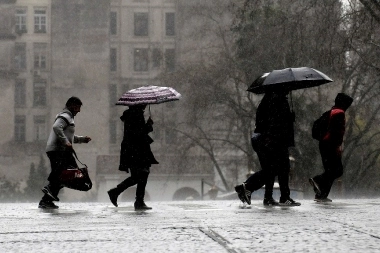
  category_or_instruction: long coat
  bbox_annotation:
[119,108,158,171]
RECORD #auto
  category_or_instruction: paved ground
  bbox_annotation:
[1,199,380,252]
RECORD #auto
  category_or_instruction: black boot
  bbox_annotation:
[134,200,152,210]
[107,188,122,207]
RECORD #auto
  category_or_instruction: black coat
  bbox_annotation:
[119,108,158,171]
[254,93,295,148]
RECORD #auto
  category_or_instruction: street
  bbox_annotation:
[1,199,380,252]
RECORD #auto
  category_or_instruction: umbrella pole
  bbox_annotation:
[290,91,295,122]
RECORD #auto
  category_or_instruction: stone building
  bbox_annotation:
[0,0,216,202]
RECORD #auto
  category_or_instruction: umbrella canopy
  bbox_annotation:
[247,67,333,94]
[116,85,181,106]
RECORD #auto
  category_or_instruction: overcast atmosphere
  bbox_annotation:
[1,0,380,251]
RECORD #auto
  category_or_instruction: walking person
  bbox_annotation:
[309,93,353,202]
[39,97,91,209]
[107,104,158,210]
[235,90,301,206]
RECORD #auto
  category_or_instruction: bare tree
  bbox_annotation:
[161,0,380,194]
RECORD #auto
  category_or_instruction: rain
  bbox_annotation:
[1,0,380,252]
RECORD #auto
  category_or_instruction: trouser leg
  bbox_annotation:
[278,148,291,200]
[245,147,276,193]
[135,169,150,201]
[264,177,275,199]
[316,143,343,198]
[42,151,75,202]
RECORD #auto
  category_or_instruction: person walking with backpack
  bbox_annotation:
[107,104,158,210]
[235,90,301,206]
[39,97,91,209]
[309,93,353,202]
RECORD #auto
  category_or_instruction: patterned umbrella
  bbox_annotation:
[116,85,181,106]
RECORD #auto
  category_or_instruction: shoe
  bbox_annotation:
[263,197,279,206]
[38,200,59,209]
[134,201,152,210]
[41,186,59,201]
[107,188,120,207]
[315,197,332,203]
[309,178,321,195]
[235,183,251,205]
[279,198,301,206]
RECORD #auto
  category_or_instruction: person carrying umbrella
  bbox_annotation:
[309,93,353,202]
[236,67,333,206]
[107,104,158,210]
[235,90,301,206]
[108,85,181,210]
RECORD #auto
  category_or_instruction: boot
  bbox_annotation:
[107,188,122,207]
[134,199,152,210]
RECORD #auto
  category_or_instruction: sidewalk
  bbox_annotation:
[1,199,380,252]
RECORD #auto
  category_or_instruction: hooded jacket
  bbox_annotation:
[323,93,353,147]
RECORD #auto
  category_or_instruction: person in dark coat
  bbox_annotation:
[235,90,301,206]
[107,104,158,210]
[309,93,353,202]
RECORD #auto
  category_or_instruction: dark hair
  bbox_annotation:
[65,96,83,107]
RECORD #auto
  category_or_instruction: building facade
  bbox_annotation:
[0,0,215,202]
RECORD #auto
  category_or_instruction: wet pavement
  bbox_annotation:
[1,199,380,252]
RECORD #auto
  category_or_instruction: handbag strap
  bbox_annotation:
[71,149,87,168]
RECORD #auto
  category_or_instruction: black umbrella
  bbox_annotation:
[247,67,333,94]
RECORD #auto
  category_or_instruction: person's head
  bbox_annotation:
[65,96,83,116]
[334,93,353,111]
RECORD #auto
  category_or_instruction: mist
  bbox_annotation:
[0,0,380,204]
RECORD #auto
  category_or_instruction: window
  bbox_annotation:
[33,43,47,69]
[15,116,26,142]
[110,48,117,72]
[109,120,117,144]
[34,9,47,33]
[110,11,117,35]
[14,43,26,70]
[134,13,148,36]
[15,8,27,33]
[134,48,148,71]
[165,49,175,72]
[34,116,46,141]
[165,13,175,36]
[15,79,26,107]
[152,48,162,68]
[33,80,46,106]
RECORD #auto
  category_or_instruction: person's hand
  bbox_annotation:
[147,117,153,125]
[65,142,73,149]
[83,136,92,143]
